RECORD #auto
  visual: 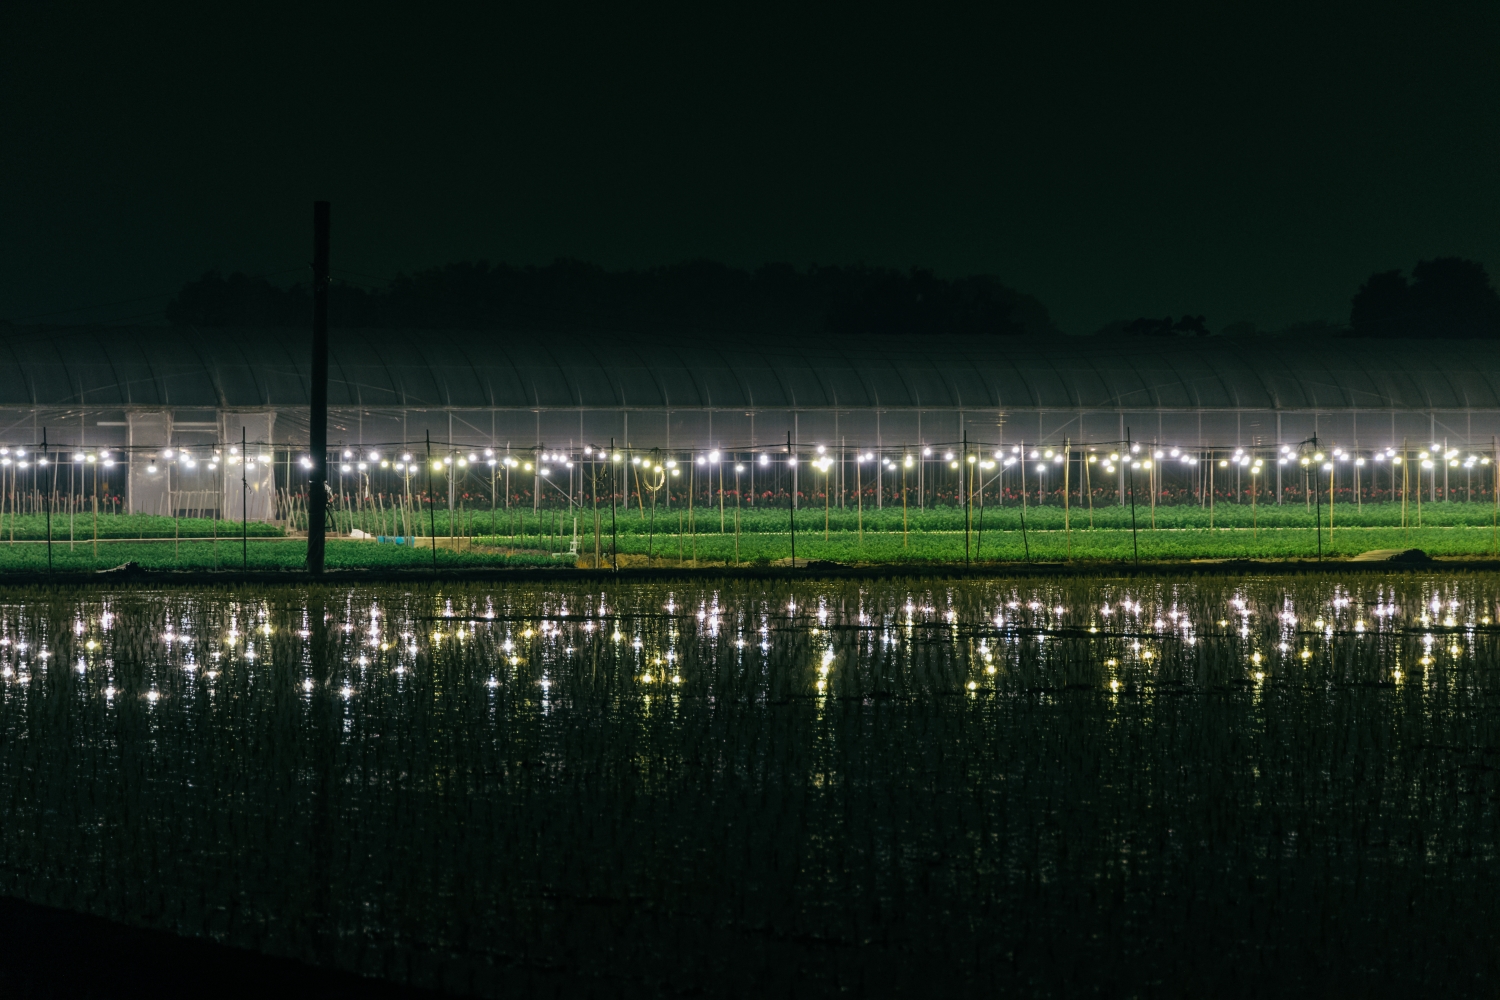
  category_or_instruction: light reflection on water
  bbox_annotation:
[2,574,1500,996]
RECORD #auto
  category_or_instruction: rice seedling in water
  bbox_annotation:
[1,573,1499,996]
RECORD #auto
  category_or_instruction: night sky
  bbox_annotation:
[5,3,1498,334]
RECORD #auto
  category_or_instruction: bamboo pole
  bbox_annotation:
[1402,439,1409,540]
[1416,446,1423,528]
[1085,449,1093,529]
[901,456,908,548]
[856,458,863,545]
[963,431,971,568]
[1063,436,1071,559]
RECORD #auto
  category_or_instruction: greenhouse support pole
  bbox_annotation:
[1126,428,1138,566]
[1084,447,1093,528]
[787,432,796,568]
[241,426,248,569]
[307,200,330,575]
[610,437,618,571]
[1118,414,1126,505]
[1018,457,1031,562]
[975,462,984,561]
[1149,444,1156,529]
[426,431,437,569]
[963,430,970,568]
[1276,418,1283,503]
[1402,439,1408,540]
[42,428,51,572]
[901,458,908,548]
[1020,442,1029,553]
[1063,436,1071,559]
[1314,436,1323,560]
[1252,466,1258,538]
[1417,447,1423,527]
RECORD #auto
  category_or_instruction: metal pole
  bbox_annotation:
[1063,436,1071,559]
[43,429,51,571]
[1314,436,1323,560]
[787,431,795,568]
[1126,428,1139,566]
[426,431,437,569]
[1018,450,1031,562]
[610,437,618,571]
[241,425,248,569]
[306,200,330,574]
[1020,442,1029,559]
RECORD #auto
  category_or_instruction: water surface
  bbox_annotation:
[1,574,1497,997]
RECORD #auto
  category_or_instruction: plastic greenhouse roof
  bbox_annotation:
[9,327,1500,411]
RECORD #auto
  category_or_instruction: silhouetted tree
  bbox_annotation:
[1173,314,1209,337]
[164,260,1060,338]
[1349,258,1500,338]
[164,271,309,327]
[1093,315,1209,337]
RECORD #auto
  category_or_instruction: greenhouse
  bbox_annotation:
[5,325,1500,518]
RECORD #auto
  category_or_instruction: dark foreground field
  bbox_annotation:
[0,895,437,999]
[3,573,1499,997]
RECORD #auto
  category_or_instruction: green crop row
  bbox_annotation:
[0,512,285,540]
[0,503,1494,570]
[0,499,1477,544]
[0,538,561,571]
[560,524,1500,565]
[471,498,1500,536]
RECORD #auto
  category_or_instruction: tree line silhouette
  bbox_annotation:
[165,259,1060,338]
[1348,257,1500,338]
[165,255,1500,339]
[1094,256,1500,339]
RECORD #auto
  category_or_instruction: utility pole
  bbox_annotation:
[306,201,330,574]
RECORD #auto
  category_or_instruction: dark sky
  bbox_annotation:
[4,3,1498,334]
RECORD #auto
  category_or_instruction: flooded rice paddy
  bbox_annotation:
[2,573,1499,997]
